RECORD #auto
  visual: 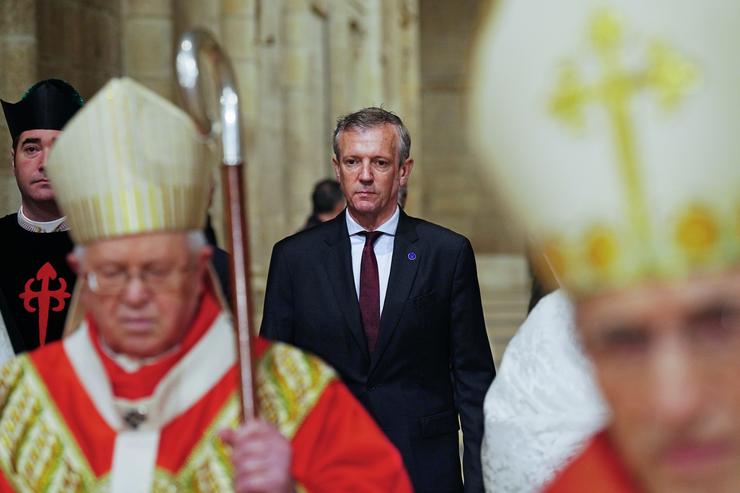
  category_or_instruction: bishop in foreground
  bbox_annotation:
[472,0,740,492]
[0,77,412,493]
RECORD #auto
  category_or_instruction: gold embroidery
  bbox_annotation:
[550,9,697,251]
[0,344,333,492]
[156,395,239,493]
[675,204,718,258]
[257,342,336,439]
[0,356,98,492]
[153,345,334,491]
[584,226,619,271]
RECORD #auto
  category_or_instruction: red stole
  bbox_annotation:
[545,431,642,493]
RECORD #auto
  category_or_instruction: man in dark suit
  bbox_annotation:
[260,107,496,492]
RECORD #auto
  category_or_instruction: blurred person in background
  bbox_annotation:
[0,78,412,493]
[472,1,740,492]
[302,178,345,230]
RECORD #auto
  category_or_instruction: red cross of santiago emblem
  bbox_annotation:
[19,262,71,346]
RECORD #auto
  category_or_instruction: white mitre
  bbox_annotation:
[471,0,740,296]
[45,78,216,333]
[46,77,210,245]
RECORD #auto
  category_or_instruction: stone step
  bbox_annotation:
[475,253,530,358]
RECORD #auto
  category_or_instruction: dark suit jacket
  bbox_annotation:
[260,210,495,492]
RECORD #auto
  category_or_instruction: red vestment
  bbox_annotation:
[545,430,641,493]
[0,287,412,492]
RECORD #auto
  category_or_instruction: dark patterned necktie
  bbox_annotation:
[359,231,382,352]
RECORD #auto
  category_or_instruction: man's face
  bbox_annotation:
[576,269,740,492]
[72,232,211,359]
[332,124,413,228]
[12,129,61,204]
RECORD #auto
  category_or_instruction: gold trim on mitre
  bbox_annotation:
[46,77,211,245]
[470,1,740,296]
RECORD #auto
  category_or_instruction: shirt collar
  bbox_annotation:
[345,205,400,237]
[17,205,69,233]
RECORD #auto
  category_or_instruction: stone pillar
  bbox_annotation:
[1,0,124,216]
[220,0,270,315]
[122,0,174,101]
[37,0,122,99]
[282,0,333,231]
[420,0,520,253]
[0,0,37,215]
[387,0,422,215]
[251,0,289,282]
[324,0,422,215]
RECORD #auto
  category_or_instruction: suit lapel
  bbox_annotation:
[322,213,369,358]
[371,212,420,372]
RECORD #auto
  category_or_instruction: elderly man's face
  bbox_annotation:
[576,269,740,492]
[72,232,211,359]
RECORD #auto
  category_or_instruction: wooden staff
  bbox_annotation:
[175,29,257,420]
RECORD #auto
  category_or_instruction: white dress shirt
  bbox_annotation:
[345,206,400,316]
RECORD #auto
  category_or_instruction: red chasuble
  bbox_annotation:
[545,430,642,493]
[0,287,412,492]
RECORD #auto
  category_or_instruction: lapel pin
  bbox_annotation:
[407,252,417,261]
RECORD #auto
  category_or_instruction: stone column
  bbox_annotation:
[282,0,333,231]
[0,0,37,215]
[397,0,421,215]
[37,0,122,99]
[123,0,175,101]
[420,0,520,252]
[220,0,271,316]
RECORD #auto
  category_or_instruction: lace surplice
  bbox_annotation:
[482,290,609,493]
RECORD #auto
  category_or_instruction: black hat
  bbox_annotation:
[1,79,83,148]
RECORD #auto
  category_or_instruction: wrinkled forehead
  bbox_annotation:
[574,268,740,332]
[338,124,399,152]
[82,231,192,264]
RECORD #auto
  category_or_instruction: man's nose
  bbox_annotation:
[39,147,50,171]
[651,336,702,427]
[120,275,149,306]
[359,161,373,182]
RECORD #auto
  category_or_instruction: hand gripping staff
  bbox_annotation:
[175,29,258,421]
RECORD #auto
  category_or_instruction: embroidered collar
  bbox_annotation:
[17,205,69,233]
[63,286,235,432]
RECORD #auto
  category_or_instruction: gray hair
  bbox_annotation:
[332,107,411,165]
[74,230,207,263]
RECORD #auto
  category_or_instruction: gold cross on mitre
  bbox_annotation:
[549,9,697,247]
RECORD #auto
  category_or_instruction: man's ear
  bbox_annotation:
[67,251,80,274]
[10,148,15,171]
[399,158,414,186]
[331,155,341,181]
[196,245,214,294]
[199,244,214,267]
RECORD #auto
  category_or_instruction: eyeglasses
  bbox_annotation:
[85,264,195,295]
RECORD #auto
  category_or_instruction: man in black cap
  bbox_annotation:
[0,79,83,358]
